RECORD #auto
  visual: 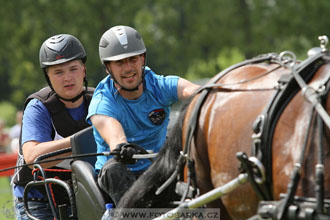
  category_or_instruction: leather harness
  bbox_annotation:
[170,51,330,204]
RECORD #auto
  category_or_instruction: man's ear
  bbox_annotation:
[83,64,87,76]
[104,62,111,74]
[142,54,146,64]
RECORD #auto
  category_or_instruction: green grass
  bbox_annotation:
[0,177,15,220]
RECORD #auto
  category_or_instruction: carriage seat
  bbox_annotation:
[70,126,110,220]
[71,126,97,165]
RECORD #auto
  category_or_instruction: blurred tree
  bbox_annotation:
[1,0,330,108]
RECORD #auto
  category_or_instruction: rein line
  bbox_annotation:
[0,150,157,173]
[200,64,282,92]
[279,50,330,128]
[202,85,277,93]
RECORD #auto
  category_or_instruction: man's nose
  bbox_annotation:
[63,71,72,80]
[122,60,134,70]
[122,59,131,67]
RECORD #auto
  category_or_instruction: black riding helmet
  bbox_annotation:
[39,34,88,102]
[99,26,147,91]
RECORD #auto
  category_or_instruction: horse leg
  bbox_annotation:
[199,91,261,219]
[191,127,233,220]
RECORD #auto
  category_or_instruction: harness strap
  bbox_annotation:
[237,152,268,199]
[283,51,330,128]
[276,108,316,219]
[315,114,325,214]
[251,52,327,201]
[315,74,330,214]
[277,76,330,218]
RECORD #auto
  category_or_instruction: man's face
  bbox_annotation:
[47,60,85,100]
[107,55,145,90]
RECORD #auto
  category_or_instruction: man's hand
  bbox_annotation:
[112,143,146,164]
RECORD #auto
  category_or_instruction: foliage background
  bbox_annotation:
[1,0,330,125]
[0,1,330,219]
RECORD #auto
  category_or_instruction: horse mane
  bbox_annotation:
[117,98,193,208]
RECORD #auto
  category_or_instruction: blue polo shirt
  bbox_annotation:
[87,67,179,172]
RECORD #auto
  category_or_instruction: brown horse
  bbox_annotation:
[117,50,330,219]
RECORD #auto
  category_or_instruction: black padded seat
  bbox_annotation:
[70,126,109,220]
[71,126,97,165]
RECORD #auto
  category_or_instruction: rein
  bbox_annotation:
[0,149,157,174]
[202,64,281,91]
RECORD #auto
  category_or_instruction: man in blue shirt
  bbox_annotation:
[13,34,94,220]
[87,25,200,205]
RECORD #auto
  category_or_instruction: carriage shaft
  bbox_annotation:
[153,173,248,220]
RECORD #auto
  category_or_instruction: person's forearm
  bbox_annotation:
[22,137,71,166]
[177,78,200,100]
[91,115,127,151]
[106,125,127,151]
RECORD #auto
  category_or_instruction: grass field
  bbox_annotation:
[0,177,15,220]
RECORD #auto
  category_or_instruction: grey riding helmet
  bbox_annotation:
[99,25,146,63]
[40,34,86,69]
[99,26,147,91]
[39,34,88,101]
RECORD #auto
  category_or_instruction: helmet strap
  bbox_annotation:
[109,69,142,92]
[106,68,144,92]
[56,90,86,103]
[105,53,147,92]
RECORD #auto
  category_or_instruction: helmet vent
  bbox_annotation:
[45,36,68,52]
[99,38,109,48]
[113,26,128,47]
[40,34,86,68]
[136,33,142,40]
